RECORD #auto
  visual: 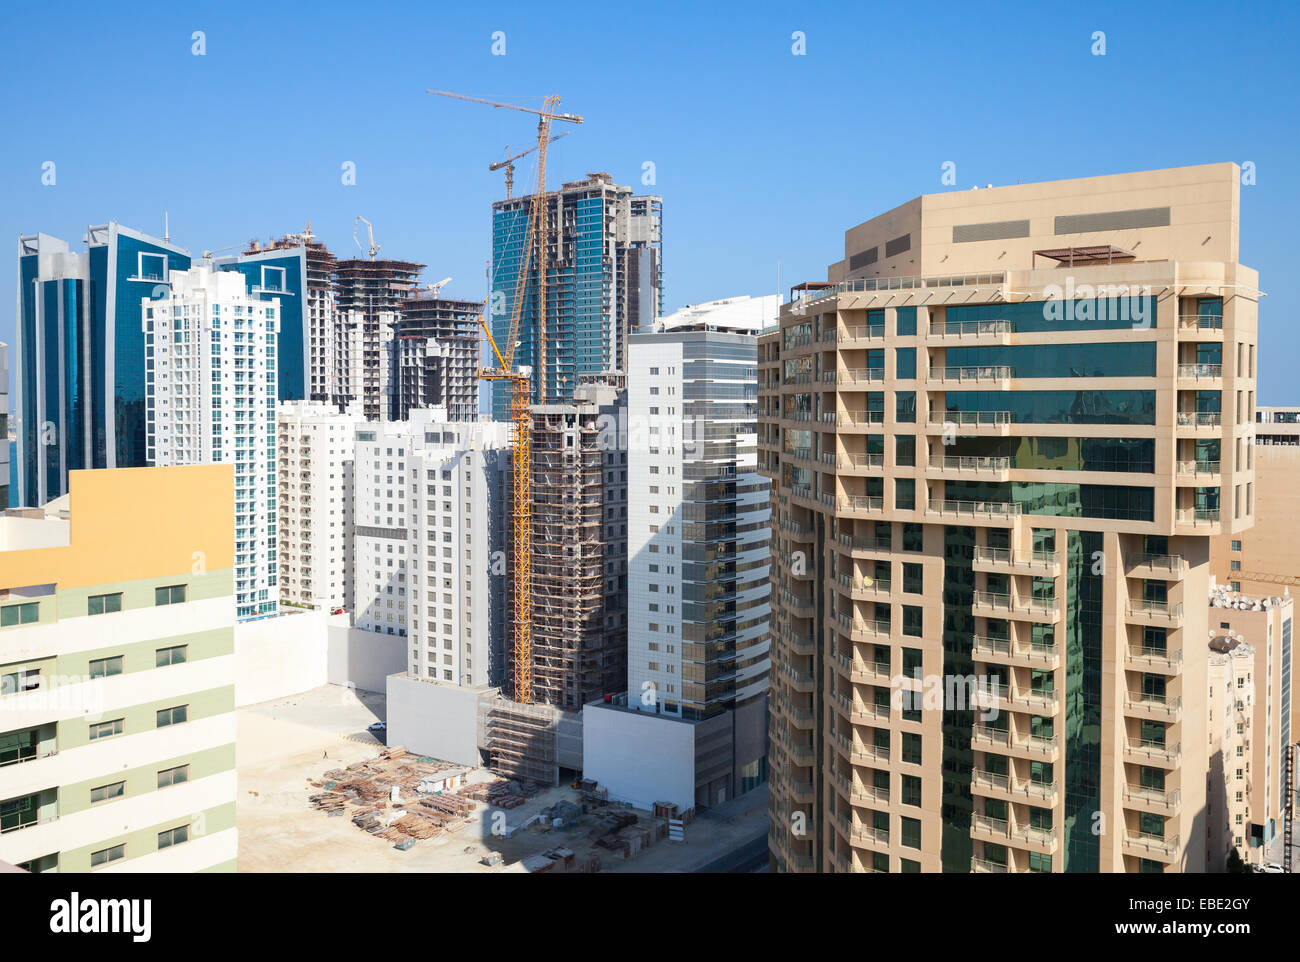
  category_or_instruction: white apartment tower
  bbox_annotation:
[144,265,279,620]
[277,400,363,611]
[352,413,510,687]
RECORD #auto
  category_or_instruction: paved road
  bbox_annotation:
[693,832,769,873]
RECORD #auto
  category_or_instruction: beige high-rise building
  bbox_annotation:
[761,163,1259,873]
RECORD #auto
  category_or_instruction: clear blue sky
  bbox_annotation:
[2,0,1297,400]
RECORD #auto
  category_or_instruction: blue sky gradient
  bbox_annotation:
[2,0,1297,399]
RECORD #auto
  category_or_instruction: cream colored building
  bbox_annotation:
[277,400,364,612]
[761,163,1258,873]
[1205,634,1254,870]
[1205,584,1293,863]
[0,466,238,872]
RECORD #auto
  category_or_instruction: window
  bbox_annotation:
[156,645,188,667]
[0,669,41,695]
[895,391,916,423]
[88,593,123,616]
[902,523,923,552]
[90,718,124,740]
[895,348,917,380]
[158,824,189,849]
[902,732,922,765]
[895,478,916,511]
[900,816,922,849]
[900,774,922,807]
[156,705,189,728]
[91,845,125,868]
[157,764,190,788]
[902,605,923,637]
[90,781,125,804]
[903,563,923,594]
[1,602,39,627]
[155,584,187,606]
[89,656,124,679]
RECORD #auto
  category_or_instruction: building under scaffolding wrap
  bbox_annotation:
[478,695,583,785]
[525,379,628,711]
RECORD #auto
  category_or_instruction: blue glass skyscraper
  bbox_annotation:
[16,224,190,507]
[490,172,662,415]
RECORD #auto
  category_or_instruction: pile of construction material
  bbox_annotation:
[485,778,540,810]
[307,746,487,849]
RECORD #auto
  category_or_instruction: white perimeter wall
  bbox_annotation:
[233,607,329,707]
[582,703,695,811]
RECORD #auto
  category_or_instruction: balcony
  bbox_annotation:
[1127,599,1184,627]
[1175,411,1221,430]
[1178,313,1223,332]
[1176,508,1220,526]
[838,494,885,515]
[973,546,1059,576]
[928,455,1011,479]
[837,325,886,343]
[1126,644,1183,675]
[1124,739,1181,768]
[832,652,891,685]
[971,813,1010,840]
[972,591,1058,623]
[971,856,1010,873]
[929,364,1013,387]
[826,367,885,387]
[1126,690,1182,720]
[1123,832,1180,862]
[780,518,814,541]
[837,452,885,472]
[836,572,891,599]
[972,635,1060,670]
[930,319,1013,341]
[928,498,1022,520]
[1000,687,1060,716]
[835,533,893,556]
[971,770,1059,806]
[834,612,891,642]
[972,725,1059,762]
[1176,459,1220,478]
[1178,362,1222,380]
[1125,553,1187,578]
[926,409,1012,434]
[836,411,886,429]
[1123,785,1183,816]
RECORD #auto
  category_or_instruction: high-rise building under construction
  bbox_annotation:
[761,163,1258,873]
[491,172,662,413]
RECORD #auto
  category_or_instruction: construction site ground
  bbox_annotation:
[236,684,769,873]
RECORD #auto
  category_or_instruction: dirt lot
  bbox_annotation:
[235,685,768,873]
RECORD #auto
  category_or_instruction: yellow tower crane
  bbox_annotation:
[429,89,583,704]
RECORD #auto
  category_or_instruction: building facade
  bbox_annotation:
[762,163,1258,873]
[393,292,482,423]
[1206,584,1293,863]
[333,258,423,420]
[352,414,510,687]
[1209,412,1300,597]
[16,225,191,507]
[277,401,363,612]
[0,465,238,873]
[144,266,279,621]
[598,322,772,809]
[529,382,628,709]
[491,172,662,412]
[1205,634,1255,870]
